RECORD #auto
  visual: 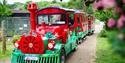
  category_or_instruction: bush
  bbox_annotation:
[11,35,21,44]
[98,29,107,37]
[96,37,125,63]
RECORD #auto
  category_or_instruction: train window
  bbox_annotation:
[38,14,66,25]
[78,15,80,23]
[82,15,84,21]
[88,15,91,20]
[38,15,49,25]
[69,14,74,25]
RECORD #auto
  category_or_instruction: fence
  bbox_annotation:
[0,17,30,36]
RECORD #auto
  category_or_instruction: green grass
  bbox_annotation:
[96,38,125,63]
[0,41,13,60]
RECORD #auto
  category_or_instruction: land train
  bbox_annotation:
[11,3,94,63]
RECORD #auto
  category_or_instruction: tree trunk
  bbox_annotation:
[1,20,6,54]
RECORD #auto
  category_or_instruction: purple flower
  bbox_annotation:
[123,0,125,4]
[117,15,125,28]
[102,0,115,8]
[107,18,116,28]
[93,0,115,10]
[115,6,122,13]
[93,1,104,10]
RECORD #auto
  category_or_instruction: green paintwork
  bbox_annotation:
[76,26,87,39]
[77,32,87,39]
[11,31,78,63]
[11,48,60,63]
[64,31,77,55]
[88,29,94,33]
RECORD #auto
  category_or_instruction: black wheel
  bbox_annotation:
[82,36,86,40]
[72,44,78,52]
[91,31,94,35]
[60,49,66,63]
[78,38,82,44]
[72,40,78,52]
[88,32,91,36]
[80,38,83,43]
[76,40,79,45]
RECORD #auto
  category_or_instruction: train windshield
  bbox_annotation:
[38,14,66,25]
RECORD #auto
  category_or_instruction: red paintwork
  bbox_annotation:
[37,8,66,15]
[16,3,92,54]
[18,35,44,54]
[88,15,94,30]
[36,25,68,44]
[48,39,55,50]
[75,13,88,33]
[28,3,38,31]
[84,15,88,32]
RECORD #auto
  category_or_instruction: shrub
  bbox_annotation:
[11,35,21,44]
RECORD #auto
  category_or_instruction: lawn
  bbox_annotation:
[96,38,125,63]
[0,41,13,60]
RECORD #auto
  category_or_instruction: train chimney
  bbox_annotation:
[28,3,38,31]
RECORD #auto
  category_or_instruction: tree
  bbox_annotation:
[68,0,84,10]
[0,0,12,54]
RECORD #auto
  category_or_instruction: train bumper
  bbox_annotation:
[11,49,60,63]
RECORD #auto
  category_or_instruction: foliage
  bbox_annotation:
[68,0,84,10]
[96,38,125,63]
[94,0,125,57]
[0,0,11,16]
[11,35,21,44]
[0,41,12,60]
[98,29,107,37]
[93,9,113,22]
[9,0,86,11]
[86,4,93,14]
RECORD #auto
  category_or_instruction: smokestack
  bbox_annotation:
[28,3,38,31]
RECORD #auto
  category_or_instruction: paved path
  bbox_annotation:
[66,34,97,63]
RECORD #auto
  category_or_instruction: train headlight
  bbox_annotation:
[48,43,53,49]
[48,40,55,50]
[14,42,19,48]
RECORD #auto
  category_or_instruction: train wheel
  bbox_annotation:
[76,40,78,45]
[72,42,78,52]
[78,38,82,44]
[91,31,94,35]
[60,49,66,63]
[82,36,86,40]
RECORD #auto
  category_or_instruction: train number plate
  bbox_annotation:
[25,56,38,60]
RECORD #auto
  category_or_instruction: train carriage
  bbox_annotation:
[11,3,78,63]
[11,3,94,63]
[88,14,94,35]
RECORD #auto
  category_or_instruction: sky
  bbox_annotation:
[6,0,69,4]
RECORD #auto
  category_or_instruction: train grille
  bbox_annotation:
[17,55,59,63]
